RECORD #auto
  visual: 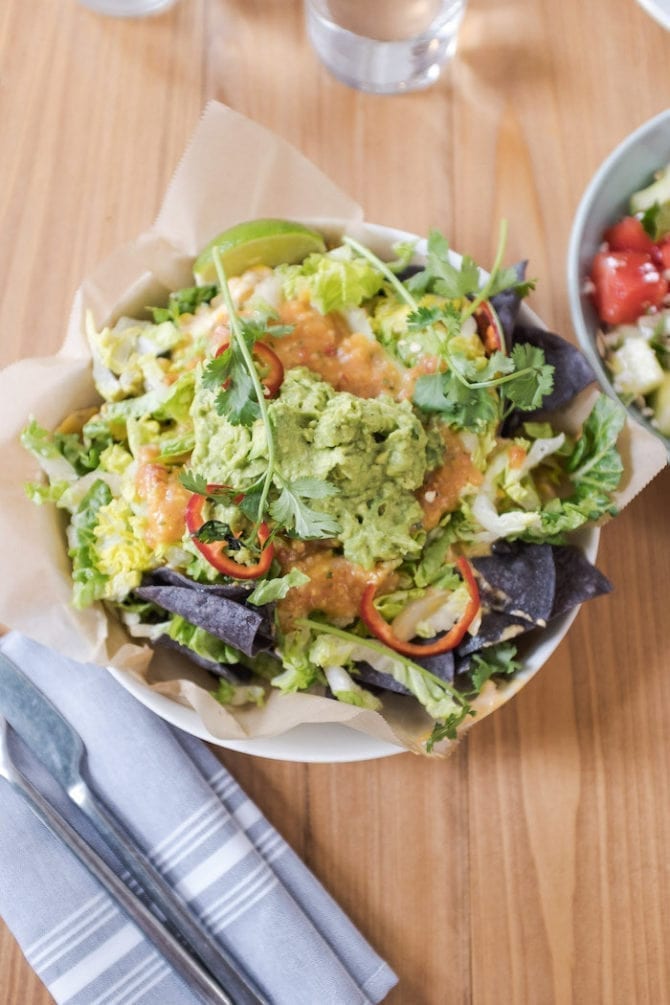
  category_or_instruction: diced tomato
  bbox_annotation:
[603,216,655,254]
[590,249,668,325]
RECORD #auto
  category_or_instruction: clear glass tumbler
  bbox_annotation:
[78,0,177,16]
[305,0,467,94]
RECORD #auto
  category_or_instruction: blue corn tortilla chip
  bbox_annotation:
[458,543,612,659]
[156,635,249,682]
[414,650,455,683]
[471,542,556,626]
[144,567,253,602]
[134,584,274,657]
[353,664,411,696]
[457,610,532,656]
[551,545,613,617]
[140,569,274,639]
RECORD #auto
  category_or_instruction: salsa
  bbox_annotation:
[587,165,670,436]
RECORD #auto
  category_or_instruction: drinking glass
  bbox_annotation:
[305,0,468,94]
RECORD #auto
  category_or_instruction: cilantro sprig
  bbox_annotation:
[406,225,535,304]
[193,251,341,542]
[344,223,552,428]
[211,250,278,526]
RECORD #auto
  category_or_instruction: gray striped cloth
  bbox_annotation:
[0,632,397,1004]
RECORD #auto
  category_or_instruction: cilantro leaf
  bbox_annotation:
[407,231,482,301]
[425,705,476,751]
[468,642,520,693]
[502,344,554,411]
[412,373,453,413]
[238,488,263,522]
[641,202,670,241]
[201,349,233,390]
[486,266,536,299]
[193,520,236,545]
[215,369,260,425]
[413,372,500,431]
[270,478,341,539]
[530,395,625,538]
[406,305,445,331]
[179,470,209,495]
[179,471,243,506]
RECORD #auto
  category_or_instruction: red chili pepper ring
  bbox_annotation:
[185,486,274,580]
[360,556,480,658]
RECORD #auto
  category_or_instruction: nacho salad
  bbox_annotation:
[23,220,624,751]
[588,163,670,438]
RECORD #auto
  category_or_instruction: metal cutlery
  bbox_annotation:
[0,652,268,1005]
[0,713,236,1005]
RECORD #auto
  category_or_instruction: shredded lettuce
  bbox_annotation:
[271,627,324,693]
[68,479,113,608]
[211,678,265,707]
[303,622,471,726]
[246,568,310,606]
[167,615,244,666]
[280,248,385,314]
[21,419,80,484]
[532,394,625,538]
[323,665,381,711]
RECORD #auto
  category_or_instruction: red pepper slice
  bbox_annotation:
[215,337,284,398]
[185,486,274,579]
[360,556,480,658]
[474,301,504,355]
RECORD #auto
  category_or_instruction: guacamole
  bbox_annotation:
[191,366,432,567]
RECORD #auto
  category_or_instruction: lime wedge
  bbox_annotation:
[193,219,327,284]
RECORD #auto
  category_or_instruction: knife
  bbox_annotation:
[1,713,233,1005]
[0,652,268,1005]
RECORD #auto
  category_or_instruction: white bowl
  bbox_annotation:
[567,108,670,459]
[106,219,599,762]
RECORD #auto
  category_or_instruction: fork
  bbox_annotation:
[0,651,268,1005]
[0,713,239,1005]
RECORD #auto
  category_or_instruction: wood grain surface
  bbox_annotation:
[1,0,669,1002]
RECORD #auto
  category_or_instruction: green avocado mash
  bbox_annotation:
[190,366,432,567]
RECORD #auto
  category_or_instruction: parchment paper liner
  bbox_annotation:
[1,102,666,756]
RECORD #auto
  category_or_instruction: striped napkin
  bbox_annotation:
[0,632,397,1004]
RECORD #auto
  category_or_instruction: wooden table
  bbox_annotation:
[1,0,669,1001]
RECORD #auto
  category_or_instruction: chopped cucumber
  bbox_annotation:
[630,164,670,214]
[651,372,670,436]
[610,338,665,397]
